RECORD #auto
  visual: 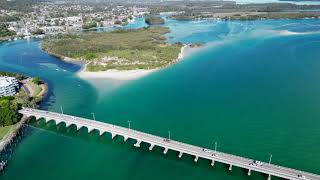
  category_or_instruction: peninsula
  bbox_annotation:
[0,72,47,141]
[42,26,185,80]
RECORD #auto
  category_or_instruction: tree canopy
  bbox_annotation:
[32,76,41,85]
[0,23,16,37]
[0,97,21,127]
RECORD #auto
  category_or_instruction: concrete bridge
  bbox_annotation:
[19,108,320,180]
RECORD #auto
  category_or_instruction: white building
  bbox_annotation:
[0,77,19,97]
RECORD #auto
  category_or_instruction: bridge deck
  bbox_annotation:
[19,108,320,180]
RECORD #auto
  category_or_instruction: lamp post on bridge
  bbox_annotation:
[269,154,273,165]
[60,106,64,115]
[91,112,96,121]
[168,130,171,141]
[214,141,217,154]
[127,121,131,129]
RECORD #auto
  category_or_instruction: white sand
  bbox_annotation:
[77,45,201,81]
[78,68,157,80]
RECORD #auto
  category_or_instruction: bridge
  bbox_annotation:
[19,108,320,180]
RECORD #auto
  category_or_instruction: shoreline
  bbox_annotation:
[41,45,85,65]
[77,44,202,81]
[42,41,203,81]
[0,117,27,153]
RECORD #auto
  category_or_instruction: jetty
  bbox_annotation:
[19,107,320,180]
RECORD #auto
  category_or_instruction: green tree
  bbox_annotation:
[32,28,44,35]
[32,76,41,85]
[0,97,20,127]
[82,21,97,29]
[0,23,16,37]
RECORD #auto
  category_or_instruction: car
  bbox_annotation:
[163,138,170,142]
[249,163,257,166]
[297,175,306,179]
[253,160,263,166]
[211,153,218,157]
[202,148,212,153]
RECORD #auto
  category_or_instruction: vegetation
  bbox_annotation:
[82,21,97,29]
[32,28,45,35]
[114,20,122,25]
[0,23,16,37]
[170,11,320,21]
[0,15,21,22]
[42,27,183,71]
[0,96,21,127]
[27,80,42,97]
[227,12,320,21]
[0,124,16,139]
[0,0,35,12]
[0,72,45,129]
[145,16,165,25]
[0,71,25,80]
[32,76,41,85]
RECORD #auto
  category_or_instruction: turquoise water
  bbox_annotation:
[1,19,320,180]
[237,0,320,5]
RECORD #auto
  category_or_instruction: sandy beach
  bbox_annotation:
[77,44,202,81]
[78,68,157,80]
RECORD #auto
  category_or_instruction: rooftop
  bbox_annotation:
[0,77,17,87]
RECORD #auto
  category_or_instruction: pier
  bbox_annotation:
[19,108,320,180]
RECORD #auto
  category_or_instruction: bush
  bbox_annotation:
[32,28,44,35]
[0,97,21,127]
[32,76,41,85]
[145,16,165,25]
[82,21,97,29]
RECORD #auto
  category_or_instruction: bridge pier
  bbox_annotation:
[149,144,154,151]
[194,156,199,163]
[211,160,215,166]
[76,125,82,130]
[229,164,233,171]
[111,133,116,139]
[248,169,251,176]
[99,131,104,136]
[163,148,168,154]
[134,140,141,147]
[178,152,183,158]
[65,122,72,128]
[267,174,271,180]
[87,127,94,133]
[123,136,129,142]
[56,120,62,126]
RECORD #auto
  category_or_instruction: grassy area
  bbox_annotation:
[0,124,16,140]
[42,26,182,71]
[27,80,42,97]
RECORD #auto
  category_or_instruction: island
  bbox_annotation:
[42,26,186,80]
[145,16,165,25]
